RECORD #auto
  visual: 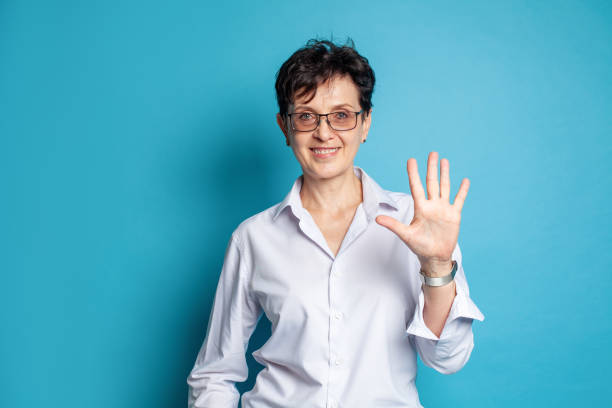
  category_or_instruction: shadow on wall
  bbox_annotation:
[158,111,283,407]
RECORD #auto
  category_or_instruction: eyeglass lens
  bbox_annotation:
[291,111,358,131]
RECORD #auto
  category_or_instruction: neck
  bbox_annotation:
[300,166,363,213]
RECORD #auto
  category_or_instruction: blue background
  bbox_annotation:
[1,1,610,407]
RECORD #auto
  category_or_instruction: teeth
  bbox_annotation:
[313,148,339,154]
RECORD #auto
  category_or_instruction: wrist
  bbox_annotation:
[419,258,453,278]
[419,260,457,287]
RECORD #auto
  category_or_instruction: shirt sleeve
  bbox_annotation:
[187,232,263,408]
[405,242,484,375]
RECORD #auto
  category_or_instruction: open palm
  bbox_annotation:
[375,152,470,270]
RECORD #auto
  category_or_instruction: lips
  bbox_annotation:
[311,147,340,153]
[310,147,340,158]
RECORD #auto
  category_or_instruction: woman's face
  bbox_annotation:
[276,74,372,182]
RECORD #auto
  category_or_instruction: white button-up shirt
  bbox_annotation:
[187,165,484,408]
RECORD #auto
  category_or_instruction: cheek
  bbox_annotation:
[349,134,363,148]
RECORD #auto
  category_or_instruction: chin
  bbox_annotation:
[304,162,353,179]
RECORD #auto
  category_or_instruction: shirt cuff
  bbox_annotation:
[406,281,484,341]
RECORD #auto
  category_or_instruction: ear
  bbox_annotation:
[276,113,290,145]
[362,108,373,139]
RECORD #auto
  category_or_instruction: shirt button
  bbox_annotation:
[335,358,342,366]
[334,311,343,320]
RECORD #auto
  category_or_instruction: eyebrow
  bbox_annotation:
[293,103,356,111]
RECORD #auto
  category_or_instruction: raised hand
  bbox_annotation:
[375,152,470,276]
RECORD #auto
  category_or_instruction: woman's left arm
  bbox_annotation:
[376,152,484,372]
[407,242,484,374]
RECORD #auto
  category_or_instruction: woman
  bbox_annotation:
[187,38,484,408]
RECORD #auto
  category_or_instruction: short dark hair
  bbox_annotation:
[274,38,375,121]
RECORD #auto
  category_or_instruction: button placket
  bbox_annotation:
[329,260,346,408]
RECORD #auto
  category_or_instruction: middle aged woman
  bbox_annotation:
[187,38,484,408]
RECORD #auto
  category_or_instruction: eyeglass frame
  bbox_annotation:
[286,109,365,132]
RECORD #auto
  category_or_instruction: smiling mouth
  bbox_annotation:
[310,147,341,153]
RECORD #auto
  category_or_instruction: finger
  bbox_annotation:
[453,178,470,212]
[375,215,409,240]
[426,151,440,200]
[440,158,450,201]
[407,158,426,204]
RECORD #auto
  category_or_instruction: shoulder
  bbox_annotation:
[388,190,414,208]
[360,167,414,213]
[230,201,283,247]
[370,183,416,225]
[378,183,415,214]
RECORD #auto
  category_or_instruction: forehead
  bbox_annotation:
[292,75,360,109]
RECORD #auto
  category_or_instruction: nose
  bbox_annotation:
[313,116,335,142]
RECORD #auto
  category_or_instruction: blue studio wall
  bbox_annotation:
[1,1,611,407]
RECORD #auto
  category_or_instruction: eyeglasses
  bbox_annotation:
[287,109,364,132]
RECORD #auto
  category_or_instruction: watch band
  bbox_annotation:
[419,260,457,287]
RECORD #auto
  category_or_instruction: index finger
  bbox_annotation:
[407,158,426,204]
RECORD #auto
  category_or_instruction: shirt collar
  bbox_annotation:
[272,165,399,222]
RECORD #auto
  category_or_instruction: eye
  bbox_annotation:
[298,112,314,120]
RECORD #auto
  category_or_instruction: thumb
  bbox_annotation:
[375,215,409,241]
